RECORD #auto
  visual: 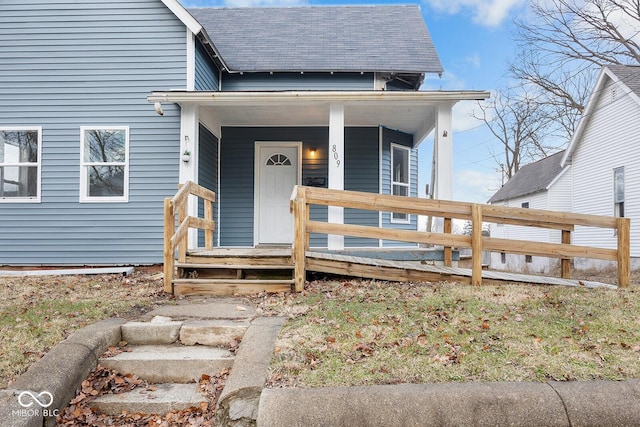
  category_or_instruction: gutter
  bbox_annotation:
[148,90,491,105]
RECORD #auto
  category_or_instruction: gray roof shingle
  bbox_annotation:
[188,5,443,74]
[488,151,566,204]
[607,64,640,97]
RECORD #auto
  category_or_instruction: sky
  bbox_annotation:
[180,0,531,204]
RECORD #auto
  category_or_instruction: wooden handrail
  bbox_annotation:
[291,186,631,289]
[163,181,216,293]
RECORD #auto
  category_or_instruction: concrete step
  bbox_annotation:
[89,383,207,415]
[180,319,250,346]
[121,316,183,345]
[99,345,234,383]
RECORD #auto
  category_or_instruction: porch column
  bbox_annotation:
[328,103,344,250]
[433,103,453,232]
[180,104,199,247]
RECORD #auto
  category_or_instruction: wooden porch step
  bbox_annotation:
[184,256,292,266]
[176,263,293,270]
[173,279,294,296]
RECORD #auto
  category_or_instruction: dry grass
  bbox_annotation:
[0,268,169,389]
[259,273,640,388]
[2,265,640,391]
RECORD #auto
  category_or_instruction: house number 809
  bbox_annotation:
[332,145,341,167]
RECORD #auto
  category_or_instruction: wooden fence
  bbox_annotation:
[163,181,216,292]
[290,186,631,291]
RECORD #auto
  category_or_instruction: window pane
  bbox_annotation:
[84,129,125,163]
[393,184,408,197]
[392,147,409,184]
[1,166,38,197]
[88,166,124,197]
[0,130,38,163]
[614,167,624,203]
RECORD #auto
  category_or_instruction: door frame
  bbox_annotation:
[253,141,303,246]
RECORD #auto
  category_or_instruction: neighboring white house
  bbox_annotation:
[489,64,640,273]
[488,151,572,274]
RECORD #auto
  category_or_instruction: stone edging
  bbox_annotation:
[0,318,125,427]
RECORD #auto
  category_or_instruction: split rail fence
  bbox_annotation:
[290,186,630,291]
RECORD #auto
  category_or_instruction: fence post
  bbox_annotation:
[177,197,188,263]
[561,230,571,279]
[163,198,175,294]
[293,187,307,292]
[617,217,630,288]
[205,198,214,250]
[471,204,483,286]
[444,218,452,267]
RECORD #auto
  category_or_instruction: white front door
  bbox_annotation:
[256,143,300,245]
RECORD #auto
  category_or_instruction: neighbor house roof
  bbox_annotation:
[187,5,443,75]
[488,150,566,204]
[607,64,640,97]
[562,64,640,166]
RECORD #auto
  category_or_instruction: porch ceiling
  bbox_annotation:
[148,90,490,143]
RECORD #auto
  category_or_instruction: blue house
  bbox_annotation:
[0,0,488,266]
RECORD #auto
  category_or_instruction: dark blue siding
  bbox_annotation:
[344,128,379,247]
[219,127,330,247]
[219,126,382,248]
[195,38,219,91]
[198,124,219,247]
[221,72,374,91]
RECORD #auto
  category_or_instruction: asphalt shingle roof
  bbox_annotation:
[607,64,640,97]
[188,5,443,74]
[488,150,566,204]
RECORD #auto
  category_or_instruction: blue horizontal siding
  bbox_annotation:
[222,72,374,91]
[0,0,187,265]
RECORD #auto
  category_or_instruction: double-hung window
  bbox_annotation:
[614,166,624,217]
[391,144,410,223]
[80,127,129,202]
[0,127,41,202]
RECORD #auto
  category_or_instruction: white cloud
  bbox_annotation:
[424,0,526,27]
[466,53,481,68]
[453,168,501,203]
[452,101,486,133]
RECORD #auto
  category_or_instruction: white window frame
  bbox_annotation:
[0,126,42,203]
[390,143,411,224]
[80,126,129,203]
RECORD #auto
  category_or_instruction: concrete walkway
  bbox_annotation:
[3,298,640,427]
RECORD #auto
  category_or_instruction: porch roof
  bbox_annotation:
[148,90,490,144]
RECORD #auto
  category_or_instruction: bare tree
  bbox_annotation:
[510,0,640,139]
[472,89,555,179]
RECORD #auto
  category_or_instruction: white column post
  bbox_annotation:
[328,103,345,250]
[433,103,453,232]
[180,104,199,247]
